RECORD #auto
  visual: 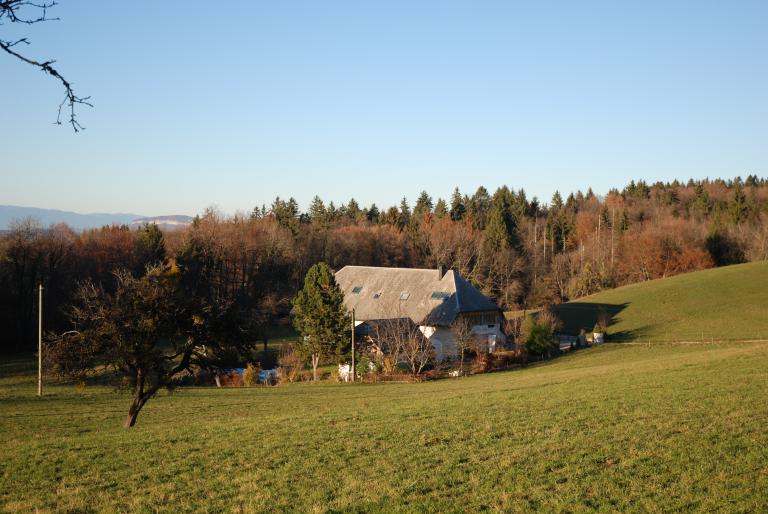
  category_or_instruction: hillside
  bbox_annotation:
[2,343,767,511]
[553,261,768,342]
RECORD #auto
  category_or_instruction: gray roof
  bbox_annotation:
[335,266,500,326]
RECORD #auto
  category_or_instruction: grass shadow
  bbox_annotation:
[551,302,629,336]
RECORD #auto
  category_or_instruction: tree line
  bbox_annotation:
[2,175,767,355]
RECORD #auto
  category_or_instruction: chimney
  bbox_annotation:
[437,265,444,280]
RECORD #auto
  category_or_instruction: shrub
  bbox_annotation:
[242,363,260,386]
[490,351,519,369]
[471,354,491,374]
[219,371,243,387]
[297,370,314,382]
[278,345,304,383]
[522,309,562,357]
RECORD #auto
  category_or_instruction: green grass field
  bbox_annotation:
[2,341,768,512]
[553,261,768,341]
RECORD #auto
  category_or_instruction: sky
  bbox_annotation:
[1,1,767,216]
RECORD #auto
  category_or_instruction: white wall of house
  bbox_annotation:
[419,319,508,361]
[419,326,456,361]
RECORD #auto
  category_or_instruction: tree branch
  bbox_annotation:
[1,0,91,131]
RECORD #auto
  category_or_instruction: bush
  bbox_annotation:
[489,351,520,369]
[278,346,304,383]
[242,363,260,386]
[471,354,491,374]
[219,371,243,387]
[522,309,562,357]
[297,370,314,382]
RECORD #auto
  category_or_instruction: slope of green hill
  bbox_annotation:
[2,342,768,512]
[553,261,768,342]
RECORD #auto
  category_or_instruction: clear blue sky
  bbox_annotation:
[2,1,766,216]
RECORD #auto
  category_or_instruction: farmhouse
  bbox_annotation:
[335,265,507,360]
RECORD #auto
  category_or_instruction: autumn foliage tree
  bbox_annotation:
[2,176,768,357]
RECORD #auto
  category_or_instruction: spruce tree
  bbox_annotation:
[367,203,381,223]
[308,196,326,223]
[450,187,466,221]
[434,198,448,219]
[467,186,491,230]
[413,190,434,220]
[730,183,748,224]
[484,202,512,251]
[399,197,411,228]
[346,198,363,223]
[136,223,166,271]
[292,263,351,380]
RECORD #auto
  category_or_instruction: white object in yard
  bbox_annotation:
[338,363,353,382]
[488,334,497,353]
[258,368,281,383]
[448,370,461,377]
[593,332,605,344]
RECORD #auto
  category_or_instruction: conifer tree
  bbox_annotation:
[467,186,491,230]
[413,190,434,220]
[308,196,327,223]
[136,223,166,271]
[399,197,411,228]
[367,204,381,223]
[484,203,512,251]
[346,198,363,223]
[730,182,748,224]
[434,198,448,219]
[450,187,466,221]
[292,263,350,380]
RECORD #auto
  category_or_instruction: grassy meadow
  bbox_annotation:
[552,261,768,341]
[2,341,768,512]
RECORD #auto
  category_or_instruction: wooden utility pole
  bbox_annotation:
[611,209,615,267]
[351,309,356,382]
[533,220,537,283]
[37,284,43,397]
[597,214,602,263]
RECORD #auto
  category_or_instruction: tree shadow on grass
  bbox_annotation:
[552,302,629,336]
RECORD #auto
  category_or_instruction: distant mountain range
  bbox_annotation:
[0,205,194,231]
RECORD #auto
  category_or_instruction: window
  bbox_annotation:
[399,292,410,301]
[467,312,498,325]
[351,286,362,294]
[430,291,450,300]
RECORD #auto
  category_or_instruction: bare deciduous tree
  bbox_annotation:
[1,1,91,130]
[372,316,430,376]
[374,316,432,376]
[451,316,474,374]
